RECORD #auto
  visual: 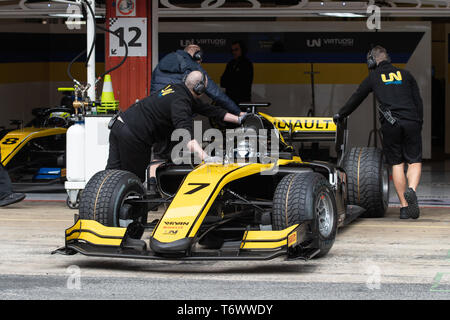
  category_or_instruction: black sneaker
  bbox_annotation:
[400,207,410,219]
[0,193,26,207]
[404,188,420,219]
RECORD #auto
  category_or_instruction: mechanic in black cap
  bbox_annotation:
[333,45,423,220]
[106,71,248,196]
[0,161,25,207]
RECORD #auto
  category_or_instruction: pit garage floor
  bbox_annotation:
[0,161,449,300]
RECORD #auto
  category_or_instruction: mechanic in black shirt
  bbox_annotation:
[106,71,247,196]
[333,46,423,220]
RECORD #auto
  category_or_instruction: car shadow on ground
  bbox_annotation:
[55,257,321,275]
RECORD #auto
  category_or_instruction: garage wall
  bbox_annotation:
[159,21,432,159]
[0,23,105,129]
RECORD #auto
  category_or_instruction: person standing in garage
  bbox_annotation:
[333,46,423,220]
[106,71,247,196]
[0,161,25,207]
[220,40,254,104]
[220,41,253,104]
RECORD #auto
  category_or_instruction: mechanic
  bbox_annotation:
[106,71,247,197]
[220,40,254,104]
[150,44,241,114]
[0,160,25,207]
[150,44,244,183]
[333,46,423,220]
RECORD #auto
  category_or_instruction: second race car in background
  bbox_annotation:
[0,89,75,193]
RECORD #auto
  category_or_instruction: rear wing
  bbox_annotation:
[259,113,348,165]
[259,113,336,142]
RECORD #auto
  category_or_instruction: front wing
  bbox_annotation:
[54,219,319,261]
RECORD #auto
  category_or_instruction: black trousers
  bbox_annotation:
[0,161,12,199]
[106,120,152,182]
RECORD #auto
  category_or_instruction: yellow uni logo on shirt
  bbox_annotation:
[381,71,403,85]
[159,85,175,97]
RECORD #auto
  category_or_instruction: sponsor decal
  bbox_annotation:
[160,32,424,64]
[163,230,178,235]
[180,38,227,48]
[306,38,354,48]
[164,221,190,226]
[159,85,175,97]
[381,71,403,85]
[274,118,334,131]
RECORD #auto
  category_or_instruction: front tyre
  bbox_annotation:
[272,172,338,258]
[79,170,147,230]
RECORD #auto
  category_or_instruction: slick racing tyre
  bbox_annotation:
[343,147,389,218]
[273,172,338,258]
[79,170,147,234]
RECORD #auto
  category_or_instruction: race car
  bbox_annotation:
[0,97,74,193]
[54,103,389,261]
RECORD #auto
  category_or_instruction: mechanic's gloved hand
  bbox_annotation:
[333,113,341,124]
[204,156,223,164]
[238,113,249,125]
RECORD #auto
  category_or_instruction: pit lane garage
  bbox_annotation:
[0,0,449,301]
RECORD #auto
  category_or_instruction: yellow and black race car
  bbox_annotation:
[0,105,73,193]
[54,103,389,261]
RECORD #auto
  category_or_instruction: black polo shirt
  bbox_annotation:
[120,83,227,146]
[339,61,423,123]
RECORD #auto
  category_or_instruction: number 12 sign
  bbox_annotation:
[109,18,147,57]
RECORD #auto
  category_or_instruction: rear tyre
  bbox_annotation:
[79,170,147,233]
[343,147,389,218]
[272,172,338,258]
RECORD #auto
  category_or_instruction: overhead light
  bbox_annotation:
[50,13,83,18]
[319,12,366,17]
[48,14,103,18]
[65,20,86,25]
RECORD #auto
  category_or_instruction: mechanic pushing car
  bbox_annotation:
[333,45,423,220]
[0,161,25,207]
[106,71,247,196]
[149,44,244,191]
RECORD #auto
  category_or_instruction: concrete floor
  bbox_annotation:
[0,200,449,299]
[389,159,450,206]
